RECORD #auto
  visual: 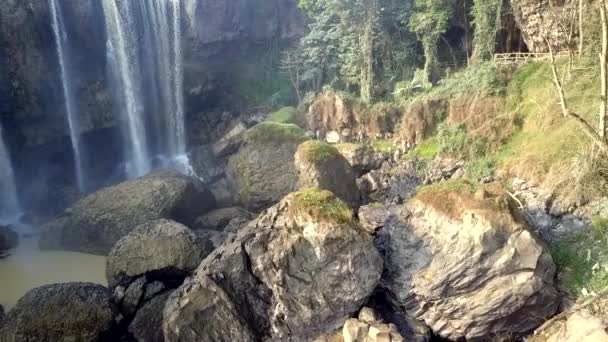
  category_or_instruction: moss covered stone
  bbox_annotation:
[289,188,353,224]
[267,106,298,124]
[415,180,510,220]
[297,140,342,164]
[244,122,307,145]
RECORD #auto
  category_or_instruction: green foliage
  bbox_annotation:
[371,139,397,156]
[409,0,455,84]
[245,122,308,144]
[550,232,608,296]
[417,179,478,196]
[295,0,418,101]
[465,157,495,180]
[298,140,341,164]
[290,187,353,223]
[226,45,293,107]
[471,0,502,63]
[431,62,508,97]
[408,137,440,160]
[437,123,467,156]
[267,107,298,124]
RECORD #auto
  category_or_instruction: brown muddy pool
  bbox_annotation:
[0,236,106,309]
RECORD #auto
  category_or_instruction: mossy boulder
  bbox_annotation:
[0,283,115,342]
[39,171,216,255]
[295,141,359,208]
[381,181,559,340]
[227,122,309,211]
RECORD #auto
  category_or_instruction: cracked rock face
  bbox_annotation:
[510,0,576,52]
[380,186,559,340]
[163,190,383,342]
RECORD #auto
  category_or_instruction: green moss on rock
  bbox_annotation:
[245,122,308,145]
[289,188,353,224]
[267,106,298,124]
[297,140,341,164]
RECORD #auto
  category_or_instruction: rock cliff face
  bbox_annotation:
[0,0,304,148]
[509,0,575,52]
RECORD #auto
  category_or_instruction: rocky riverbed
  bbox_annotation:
[2,119,602,341]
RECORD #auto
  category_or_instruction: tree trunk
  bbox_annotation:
[547,39,608,153]
[360,0,375,103]
[600,0,607,138]
[578,0,584,58]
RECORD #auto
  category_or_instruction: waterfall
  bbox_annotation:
[0,126,20,222]
[102,0,151,178]
[48,0,86,192]
[102,0,186,178]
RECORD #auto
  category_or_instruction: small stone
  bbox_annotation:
[326,131,341,144]
[343,318,369,342]
[358,307,381,325]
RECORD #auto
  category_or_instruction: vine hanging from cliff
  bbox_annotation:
[471,0,502,63]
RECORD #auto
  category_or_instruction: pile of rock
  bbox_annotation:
[106,219,211,341]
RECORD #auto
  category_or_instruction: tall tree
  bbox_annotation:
[470,0,502,63]
[409,0,454,85]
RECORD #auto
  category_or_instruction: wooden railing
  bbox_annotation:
[493,52,567,65]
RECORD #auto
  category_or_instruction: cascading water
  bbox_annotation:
[0,125,20,222]
[102,0,186,179]
[102,0,151,178]
[48,0,86,192]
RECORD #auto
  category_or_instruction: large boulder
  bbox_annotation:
[39,171,216,255]
[380,181,559,340]
[106,219,211,289]
[295,140,359,208]
[510,0,576,52]
[163,188,383,341]
[0,283,115,342]
[226,122,308,211]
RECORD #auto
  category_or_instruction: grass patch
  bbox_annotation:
[371,139,397,156]
[550,234,608,296]
[245,122,308,145]
[290,188,353,224]
[415,180,486,219]
[267,106,298,124]
[408,137,440,160]
[417,179,478,195]
[297,140,341,164]
[465,157,496,181]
